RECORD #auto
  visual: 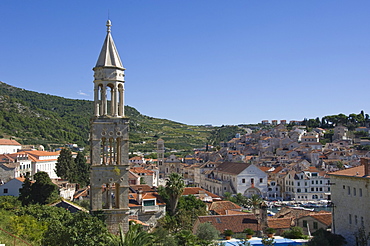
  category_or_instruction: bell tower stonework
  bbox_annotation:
[90,20,129,234]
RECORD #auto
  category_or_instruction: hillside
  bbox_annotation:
[0,82,245,153]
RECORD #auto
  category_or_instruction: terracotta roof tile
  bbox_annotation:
[329,165,368,178]
[305,212,332,226]
[207,201,242,215]
[196,214,258,233]
[213,162,251,175]
[267,217,293,229]
[0,139,21,146]
[182,187,220,199]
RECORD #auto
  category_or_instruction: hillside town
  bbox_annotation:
[0,120,369,245]
[0,18,369,245]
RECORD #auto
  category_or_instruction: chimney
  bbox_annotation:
[360,158,370,176]
[137,188,143,205]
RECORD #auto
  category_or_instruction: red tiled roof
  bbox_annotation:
[0,139,21,146]
[213,162,251,175]
[130,167,154,175]
[25,150,60,157]
[207,200,241,215]
[305,212,332,226]
[182,187,220,199]
[196,214,258,233]
[267,217,293,229]
[329,165,368,178]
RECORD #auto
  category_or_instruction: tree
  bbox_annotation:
[164,173,185,216]
[247,194,263,209]
[196,222,219,242]
[18,172,32,206]
[56,148,76,182]
[118,222,153,246]
[43,211,115,246]
[75,151,90,186]
[8,214,47,245]
[176,195,208,231]
[307,228,346,246]
[31,172,60,205]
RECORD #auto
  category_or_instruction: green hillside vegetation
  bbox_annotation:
[0,82,245,154]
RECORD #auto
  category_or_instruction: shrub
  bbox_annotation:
[282,227,308,239]
[224,229,234,236]
[196,222,219,241]
[244,228,255,236]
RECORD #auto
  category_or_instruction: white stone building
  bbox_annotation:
[329,158,370,246]
[0,139,22,154]
[201,162,268,197]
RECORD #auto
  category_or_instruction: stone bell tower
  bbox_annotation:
[90,20,129,234]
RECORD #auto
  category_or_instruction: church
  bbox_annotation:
[89,20,130,234]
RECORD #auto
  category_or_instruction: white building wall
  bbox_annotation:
[331,175,370,246]
[0,179,23,196]
[0,145,22,154]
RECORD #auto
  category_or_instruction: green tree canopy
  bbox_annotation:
[75,151,90,186]
[164,173,185,216]
[56,148,77,182]
[19,171,60,205]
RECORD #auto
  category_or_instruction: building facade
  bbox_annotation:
[329,158,370,246]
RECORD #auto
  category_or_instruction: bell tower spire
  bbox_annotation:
[93,20,125,118]
[90,20,130,234]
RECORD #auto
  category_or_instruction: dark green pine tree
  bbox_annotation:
[31,172,60,205]
[56,148,77,182]
[18,172,33,206]
[75,152,90,187]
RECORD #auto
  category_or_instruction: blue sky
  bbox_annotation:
[1,1,370,126]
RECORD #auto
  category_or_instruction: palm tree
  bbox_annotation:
[118,222,153,246]
[165,173,185,216]
[247,194,263,209]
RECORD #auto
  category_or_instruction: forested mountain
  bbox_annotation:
[0,82,244,153]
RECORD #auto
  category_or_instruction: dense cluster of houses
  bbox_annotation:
[0,122,369,244]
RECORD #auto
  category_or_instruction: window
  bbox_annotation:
[316,180,318,184]
[297,182,300,186]
[305,188,308,192]
[312,181,314,185]
[311,188,314,191]
[313,222,318,229]
[3,188,8,194]
[260,178,263,183]
[251,178,254,185]
[355,215,358,225]
[354,188,356,196]
[143,199,155,206]
[343,185,345,189]
[303,220,307,228]
[320,180,322,184]
[297,188,301,193]
[348,186,351,195]
[360,188,363,197]
[319,187,322,191]
[349,214,352,224]
[242,179,246,183]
